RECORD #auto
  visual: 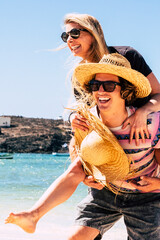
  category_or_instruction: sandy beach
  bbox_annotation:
[1,203,127,240]
[0,217,127,240]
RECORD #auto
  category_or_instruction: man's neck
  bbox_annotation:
[99,107,128,128]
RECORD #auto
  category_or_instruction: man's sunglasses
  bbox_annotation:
[89,79,121,92]
[61,28,88,42]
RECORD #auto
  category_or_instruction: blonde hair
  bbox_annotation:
[63,13,109,63]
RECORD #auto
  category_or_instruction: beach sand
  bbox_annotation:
[1,206,127,240]
[0,220,127,240]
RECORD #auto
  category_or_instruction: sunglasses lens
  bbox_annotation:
[61,29,81,42]
[90,83,100,91]
[103,82,116,92]
[61,32,68,42]
[89,80,117,92]
[70,29,80,39]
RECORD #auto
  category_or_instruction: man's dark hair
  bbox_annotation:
[119,77,136,106]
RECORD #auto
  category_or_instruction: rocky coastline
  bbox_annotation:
[0,116,72,154]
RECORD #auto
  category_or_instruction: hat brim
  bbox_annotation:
[73,63,151,98]
[80,157,130,184]
[75,128,131,183]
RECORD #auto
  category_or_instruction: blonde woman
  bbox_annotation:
[62,13,160,145]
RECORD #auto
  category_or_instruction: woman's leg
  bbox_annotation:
[5,158,85,233]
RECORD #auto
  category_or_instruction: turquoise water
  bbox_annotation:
[0,153,87,208]
[0,153,126,240]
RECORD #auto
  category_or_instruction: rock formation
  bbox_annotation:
[0,116,72,153]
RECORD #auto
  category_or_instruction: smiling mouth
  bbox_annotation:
[99,97,110,103]
[71,45,80,51]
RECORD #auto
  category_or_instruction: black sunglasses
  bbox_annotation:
[61,28,88,42]
[89,79,121,92]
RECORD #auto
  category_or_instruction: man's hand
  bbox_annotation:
[83,175,104,190]
[71,113,89,132]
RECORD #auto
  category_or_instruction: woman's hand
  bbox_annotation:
[83,175,104,190]
[130,176,160,193]
[122,108,149,146]
[71,113,89,132]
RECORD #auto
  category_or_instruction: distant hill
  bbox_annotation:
[0,116,72,153]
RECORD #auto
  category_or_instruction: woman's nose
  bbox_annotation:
[67,35,74,42]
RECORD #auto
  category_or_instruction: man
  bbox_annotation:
[5,53,160,240]
[68,53,160,240]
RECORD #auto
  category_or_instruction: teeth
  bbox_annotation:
[71,45,80,50]
[99,97,109,101]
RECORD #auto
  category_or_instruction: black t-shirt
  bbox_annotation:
[108,46,152,77]
[108,46,152,107]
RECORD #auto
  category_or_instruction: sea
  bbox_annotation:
[0,153,127,240]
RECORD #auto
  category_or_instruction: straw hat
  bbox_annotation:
[73,53,151,98]
[79,130,130,182]
[74,105,133,188]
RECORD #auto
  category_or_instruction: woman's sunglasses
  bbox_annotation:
[89,79,121,92]
[61,28,88,42]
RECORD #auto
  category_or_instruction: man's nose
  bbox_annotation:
[98,84,105,92]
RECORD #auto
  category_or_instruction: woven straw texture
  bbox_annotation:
[73,53,151,98]
[74,105,135,193]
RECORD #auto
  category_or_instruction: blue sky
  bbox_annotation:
[0,0,160,119]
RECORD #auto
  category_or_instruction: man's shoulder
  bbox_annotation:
[148,111,160,123]
[148,111,160,119]
[147,111,160,139]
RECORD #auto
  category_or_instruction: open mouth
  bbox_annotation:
[71,45,81,51]
[99,97,110,103]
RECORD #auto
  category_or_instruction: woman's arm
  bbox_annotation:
[147,72,160,94]
[130,176,160,193]
[122,72,160,145]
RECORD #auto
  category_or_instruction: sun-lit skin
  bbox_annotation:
[93,73,128,128]
[65,23,94,59]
